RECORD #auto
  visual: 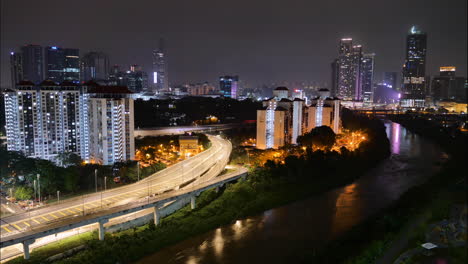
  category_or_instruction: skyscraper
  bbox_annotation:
[63,48,80,83]
[431,67,466,102]
[152,38,169,93]
[10,51,23,88]
[45,46,65,83]
[80,51,110,82]
[330,59,339,97]
[335,38,365,100]
[21,44,44,84]
[360,53,375,102]
[219,76,239,99]
[383,72,398,89]
[401,26,427,107]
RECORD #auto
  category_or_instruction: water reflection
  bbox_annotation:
[137,121,444,264]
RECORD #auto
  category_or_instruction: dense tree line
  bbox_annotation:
[134,97,261,128]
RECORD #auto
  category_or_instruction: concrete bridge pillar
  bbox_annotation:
[22,239,35,260]
[153,206,160,226]
[98,219,109,241]
[190,195,196,210]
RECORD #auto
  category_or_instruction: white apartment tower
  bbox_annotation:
[4,81,135,165]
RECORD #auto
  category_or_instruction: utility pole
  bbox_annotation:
[33,180,37,204]
[104,176,107,191]
[57,190,60,203]
[94,169,98,193]
[37,174,41,204]
[137,161,140,181]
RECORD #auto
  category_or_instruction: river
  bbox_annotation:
[137,121,446,264]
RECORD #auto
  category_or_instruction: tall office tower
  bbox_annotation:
[330,59,339,96]
[336,39,363,100]
[431,67,466,102]
[21,44,44,84]
[87,85,135,165]
[4,81,84,160]
[401,26,427,108]
[80,51,110,82]
[45,46,65,83]
[219,75,239,99]
[152,38,169,93]
[63,48,80,83]
[352,45,363,100]
[10,52,23,88]
[360,53,375,103]
[383,72,398,89]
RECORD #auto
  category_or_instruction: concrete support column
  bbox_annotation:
[98,219,108,241]
[153,206,160,226]
[22,239,35,260]
[190,195,196,210]
[215,186,219,193]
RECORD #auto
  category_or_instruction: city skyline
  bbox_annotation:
[1,0,466,88]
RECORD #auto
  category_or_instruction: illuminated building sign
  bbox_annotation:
[440,66,456,72]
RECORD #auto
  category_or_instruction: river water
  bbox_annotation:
[137,121,446,264]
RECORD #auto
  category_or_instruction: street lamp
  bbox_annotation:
[33,180,37,204]
[37,174,41,203]
[94,169,98,193]
[104,176,107,191]
[137,161,140,181]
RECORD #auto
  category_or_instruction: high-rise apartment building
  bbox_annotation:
[401,26,427,108]
[10,52,23,88]
[219,76,239,99]
[152,38,169,93]
[4,82,134,165]
[21,45,44,84]
[80,51,110,82]
[256,87,340,150]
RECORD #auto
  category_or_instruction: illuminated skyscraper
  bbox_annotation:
[360,53,375,103]
[45,46,65,83]
[219,76,239,99]
[63,48,80,83]
[401,26,427,107]
[21,44,44,84]
[335,39,364,100]
[152,38,169,93]
[383,72,398,90]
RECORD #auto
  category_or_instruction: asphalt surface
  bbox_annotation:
[0,135,231,240]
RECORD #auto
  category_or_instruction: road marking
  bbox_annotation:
[12,223,22,230]
[66,209,76,214]
[58,211,67,216]
[2,226,11,233]
[49,213,59,219]
[41,216,49,221]
[73,207,82,212]
[32,218,41,224]
[23,221,31,227]
[84,205,92,209]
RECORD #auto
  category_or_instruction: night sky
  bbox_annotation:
[1,0,466,88]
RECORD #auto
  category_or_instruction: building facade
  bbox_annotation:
[21,45,44,85]
[360,53,375,103]
[4,82,134,165]
[219,76,239,99]
[80,51,110,82]
[10,52,23,88]
[401,26,427,108]
[152,38,169,93]
[256,87,340,150]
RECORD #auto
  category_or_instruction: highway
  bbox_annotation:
[0,135,231,240]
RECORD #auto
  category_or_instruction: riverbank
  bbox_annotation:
[313,114,467,264]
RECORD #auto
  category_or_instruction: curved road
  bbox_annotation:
[0,135,231,240]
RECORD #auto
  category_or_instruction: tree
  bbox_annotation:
[298,126,336,150]
[14,186,33,200]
